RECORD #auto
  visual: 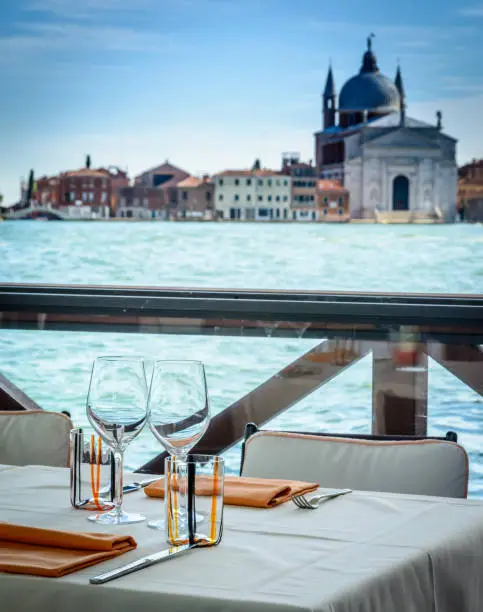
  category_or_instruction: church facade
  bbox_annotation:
[315,37,457,221]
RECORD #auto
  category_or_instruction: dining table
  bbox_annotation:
[1,464,483,612]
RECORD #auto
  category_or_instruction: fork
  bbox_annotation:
[292,489,352,509]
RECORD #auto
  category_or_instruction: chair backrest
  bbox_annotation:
[0,410,73,468]
[241,428,469,498]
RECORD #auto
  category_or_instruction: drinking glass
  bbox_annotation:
[147,360,210,530]
[86,356,149,524]
[165,455,224,546]
[70,428,115,511]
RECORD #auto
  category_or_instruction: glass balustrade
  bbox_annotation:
[0,285,482,495]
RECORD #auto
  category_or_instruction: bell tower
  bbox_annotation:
[323,64,337,130]
[395,63,406,125]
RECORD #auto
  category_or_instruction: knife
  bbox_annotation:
[122,477,160,494]
[90,543,197,584]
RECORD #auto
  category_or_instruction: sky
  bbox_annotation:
[1,0,483,204]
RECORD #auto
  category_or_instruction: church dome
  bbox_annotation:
[339,73,400,113]
[339,37,401,114]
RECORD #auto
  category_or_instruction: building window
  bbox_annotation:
[267,179,272,187]
[101,192,107,203]
[206,191,212,201]
[276,208,280,218]
[283,208,288,219]
[283,196,288,202]
[284,180,288,186]
[258,195,263,201]
[82,192,87,202]
[247,194,251,201]
[230,208,237,220]
[235,179,240,186]
[324,196,328,204]
[89,192,94,202]
[234,194,239,201]
[275,196,280,202]
[70,192,75,202]
[339,196,343,205]
[246,178,252,186]
[338,208,343,215]
[268,195,272,202]
[219,194,224,201]
[182,191,188,201]
[310,195,314,201]
[258,208,269,217]
[258,179,263,186]
[219,179,224,186]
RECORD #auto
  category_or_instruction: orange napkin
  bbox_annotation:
[0,523,137,578]
[144,475,318,508]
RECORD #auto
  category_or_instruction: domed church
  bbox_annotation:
[315,36,457,221]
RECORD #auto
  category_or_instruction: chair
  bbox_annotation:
[0,410,73,468]
[240,424,469,498]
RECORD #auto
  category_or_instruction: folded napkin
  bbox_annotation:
[144,475,318,508]
[0,523,137,578]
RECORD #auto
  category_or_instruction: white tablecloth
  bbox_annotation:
[1,466,483,612]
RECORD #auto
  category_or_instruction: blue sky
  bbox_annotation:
[1,0,483,203]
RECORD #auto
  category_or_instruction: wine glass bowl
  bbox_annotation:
[86,356,149,525]
[147,360,210,460]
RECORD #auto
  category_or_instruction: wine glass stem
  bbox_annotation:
[113,449,124,518]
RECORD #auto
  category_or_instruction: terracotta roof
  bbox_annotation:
[135,162,189,179]
[177,176,213,188]
[215,169,284,177]
[62,168,109,178]
[317,180,347,192]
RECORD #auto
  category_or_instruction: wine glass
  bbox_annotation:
[86,356,149,524]
[147,360,210,530]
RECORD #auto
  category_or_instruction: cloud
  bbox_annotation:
[460,4,483,16]
[306,20,477,50]
[439,76,483,96]
[0,19,180,76]
[26,0,155,18]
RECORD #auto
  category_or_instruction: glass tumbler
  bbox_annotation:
[165,455,224,547]
[70,428,115,511]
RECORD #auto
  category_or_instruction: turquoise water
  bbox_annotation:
[1,221,482,492]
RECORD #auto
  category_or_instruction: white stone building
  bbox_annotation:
[214,170,291,221]
[315,37,457,221]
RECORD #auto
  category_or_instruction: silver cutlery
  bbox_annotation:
[292,488,352,509]
[122,477,161,494]
[77,477,160,508]
[90,539,208,584]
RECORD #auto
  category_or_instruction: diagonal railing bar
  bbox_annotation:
[0,372,43,412]
[426,343,483,397]
[137,338,370,474]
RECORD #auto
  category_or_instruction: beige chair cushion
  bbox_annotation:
[242,431,469,498]
[0,410,73,468]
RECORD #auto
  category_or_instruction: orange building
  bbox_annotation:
[458,159,483,221]
[176,175,214,219]
[36,166,128,218]
[317,179,350,221]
